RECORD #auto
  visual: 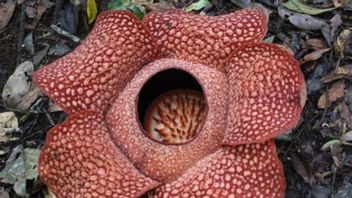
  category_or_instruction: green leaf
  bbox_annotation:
[108,0,130,10]
[87,0,98,24]
[108,0,145,19]
[264,35,275,43]
[128,4,145,20]
[282,0,336,15]
[185,0,210,12]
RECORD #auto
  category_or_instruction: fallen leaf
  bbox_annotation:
[0,145,41,197]
[185,0,210,12]
[321,65,352,83]
[334,28,352,57]
[143,2,175,11]
[33,44,50,66]
[23,32,35,55]
[305,38,326,49]
[231,0,251,8]
[334,183,352,198]
[282,0,336,15]
[0,0,16,30]
[2,61,34,109]
[302,48,330,63]
[330,14,342,41]
[317,80,345,108]
[263,35,275,43]
[278,7,331,43]
[311,185,331,198]
[340,131,352,145]
[291,152,312,183]
[0,112,20,143]
[58,3,78,34]
[331,143,344,167]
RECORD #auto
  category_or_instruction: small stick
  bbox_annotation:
[50,24,80,43]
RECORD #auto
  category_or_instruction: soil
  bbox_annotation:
[0,0,351,197]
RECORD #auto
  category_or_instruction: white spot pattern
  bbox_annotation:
[33,11,158,114]
[107,59,229,182]
[143,8,267,72]
[151,140,285,198]
[39,111,160,197]
[224,43,305,145]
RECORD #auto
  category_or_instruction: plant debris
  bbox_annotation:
[0,0,351,197]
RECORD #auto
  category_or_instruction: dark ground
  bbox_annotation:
[0,0,351,197]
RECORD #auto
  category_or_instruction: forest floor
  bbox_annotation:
[0,0,351,197]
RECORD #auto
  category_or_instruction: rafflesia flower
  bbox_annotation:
[33,5,306,198]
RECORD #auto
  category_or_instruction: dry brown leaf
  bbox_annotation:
[321,65,352,83]
[302,48,330,63]
[334,28,352,57]
[305,38,326,49]
[0,0,16,30]
[317,80,345,108]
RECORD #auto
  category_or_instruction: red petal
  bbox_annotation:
[143,6,267,71]
[107,58,228,182]
[33,10,158,114]
[151,140,285,198]
[39,111,160,197]
[224,43,306,145]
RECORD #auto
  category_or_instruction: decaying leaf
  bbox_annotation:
[278,7,331,43]
[143,2,175,12]
[2,61,34,109]
[321,65,352,83]
[340,131,352,145]
[0,145,41,197]
[331,144,344,167]
[23,0,53,20]
[282,0,336,15]
[0,112,20,143]
[231,0,251,8]
[330,14,342,41]
[305,38,326,49]
[23,33,35,56]
[302,48,330,63]
[334,28,352,57]
[0,0,16,30]
[291,152,312,183]
[317,80,345,108]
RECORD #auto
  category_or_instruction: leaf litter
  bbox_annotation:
[0,0,352,197]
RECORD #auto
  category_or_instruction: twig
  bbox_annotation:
[50,24,80,43]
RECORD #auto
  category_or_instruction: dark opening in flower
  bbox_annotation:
[138,69,207,144]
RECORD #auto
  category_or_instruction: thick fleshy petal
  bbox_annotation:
[33,10,158,114]
[39,111,160,197]
[151,140,285,198]
[224,43,306,145]
[107,58,229,182]
[143,6,267,71]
